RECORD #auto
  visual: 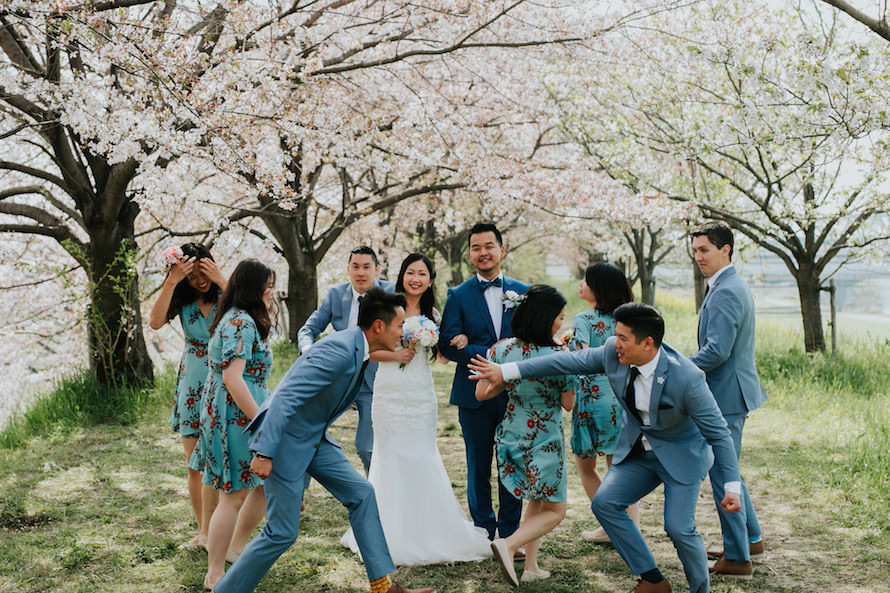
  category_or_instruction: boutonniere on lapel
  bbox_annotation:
[502,290,525,310]
[656,376,665,385]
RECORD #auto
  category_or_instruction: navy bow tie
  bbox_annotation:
[479,277,503,291]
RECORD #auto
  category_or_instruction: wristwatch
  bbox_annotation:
[253,453,272,460]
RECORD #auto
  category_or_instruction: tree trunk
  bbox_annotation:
[795,266,826,353]
[439,235,466,287]
[284,260,319,343]
[638,264,656,306]
[84,192,153,387]
[693,259,707,312]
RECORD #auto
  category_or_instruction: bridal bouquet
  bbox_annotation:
[400,315,439,368]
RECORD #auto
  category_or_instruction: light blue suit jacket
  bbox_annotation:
[439,275,529,409]
[297,279,395,394]
[690,266,767,416]
[248,328,367,482]
[514,339,740,485]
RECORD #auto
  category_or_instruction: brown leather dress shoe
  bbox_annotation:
[707,540,764,559]
[386,583,436,593]
[631,577,672,593]
[709,557,754,579]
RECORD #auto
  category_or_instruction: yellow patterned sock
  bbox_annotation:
[370,575,391,593]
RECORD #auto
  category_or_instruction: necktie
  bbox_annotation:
[625,366,641,420]
[479,277,503,291]
[349,359,370,398]
[625,366,645,456]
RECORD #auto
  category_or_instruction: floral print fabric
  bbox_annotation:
[570,309,621,458]
[169,300,216,438]
[490,338,572,502]
[191,308,271,493]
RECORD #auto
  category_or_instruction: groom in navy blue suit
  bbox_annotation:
[439,223,529,540]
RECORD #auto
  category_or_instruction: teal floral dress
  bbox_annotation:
[169,300,217,439]
[191,308,271,493]
[570,309,621,458]
[490,338,573,502]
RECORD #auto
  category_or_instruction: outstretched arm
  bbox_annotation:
[298,290,335,352]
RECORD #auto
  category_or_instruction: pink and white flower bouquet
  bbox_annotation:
[400,315,439,368]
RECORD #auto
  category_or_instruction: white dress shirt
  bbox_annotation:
[347,287,363,329]
[477,273,504,339]
[629,351,660,451]
[707,263,733,289]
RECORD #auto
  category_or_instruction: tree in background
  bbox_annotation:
[547,1,890,351]
[0,0,691,379]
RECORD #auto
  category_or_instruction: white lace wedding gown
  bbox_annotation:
[340,343,491,565]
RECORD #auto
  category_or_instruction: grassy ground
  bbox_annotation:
[2,300,889,593]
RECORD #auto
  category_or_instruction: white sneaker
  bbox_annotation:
[521,569,550,582]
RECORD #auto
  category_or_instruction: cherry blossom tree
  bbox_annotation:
[546,0,890,352]
[0,0,694,388]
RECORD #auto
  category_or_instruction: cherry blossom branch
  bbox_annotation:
[816,0,890,41]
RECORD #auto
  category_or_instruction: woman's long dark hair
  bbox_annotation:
[396,253,438,359]
[164,243,222,320]
[210,259,277,341]
[585,262,633,314]
[511,284,566,348]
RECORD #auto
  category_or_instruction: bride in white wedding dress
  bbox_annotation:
[341,253,491,566]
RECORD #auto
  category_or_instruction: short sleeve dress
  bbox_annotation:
[570,309,621,458]
[191,308,272,493]
[490,338,573,503]
[169,300,217,439]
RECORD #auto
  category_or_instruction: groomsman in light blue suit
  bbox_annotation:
[298,246,396,475]
[439,223,528,541]
[469,303,742,593]
[213,288,433,593]
[691,221,768,578]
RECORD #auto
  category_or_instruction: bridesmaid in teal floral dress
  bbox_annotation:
[149,243,226,549]
[571,263,637,544]
[477,285,574,584]
[190,259,277,590]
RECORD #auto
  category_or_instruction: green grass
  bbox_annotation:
[0,370,173,449]
[2,300,889,592]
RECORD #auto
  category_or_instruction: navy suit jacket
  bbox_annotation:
[248,328,367,481]
[439,275,529,408]
[514,338,740,486]
[297,279,395,395]
[690,266,767,416]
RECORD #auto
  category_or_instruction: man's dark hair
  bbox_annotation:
[511,284,566,348]
[467,223,503,247]
[613,302,665,348]
[357,286,406,329]
[585,262,633,314]
[349,245,379,266]
[691,221,734,260]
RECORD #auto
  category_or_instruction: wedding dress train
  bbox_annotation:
[341,347,491,565]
